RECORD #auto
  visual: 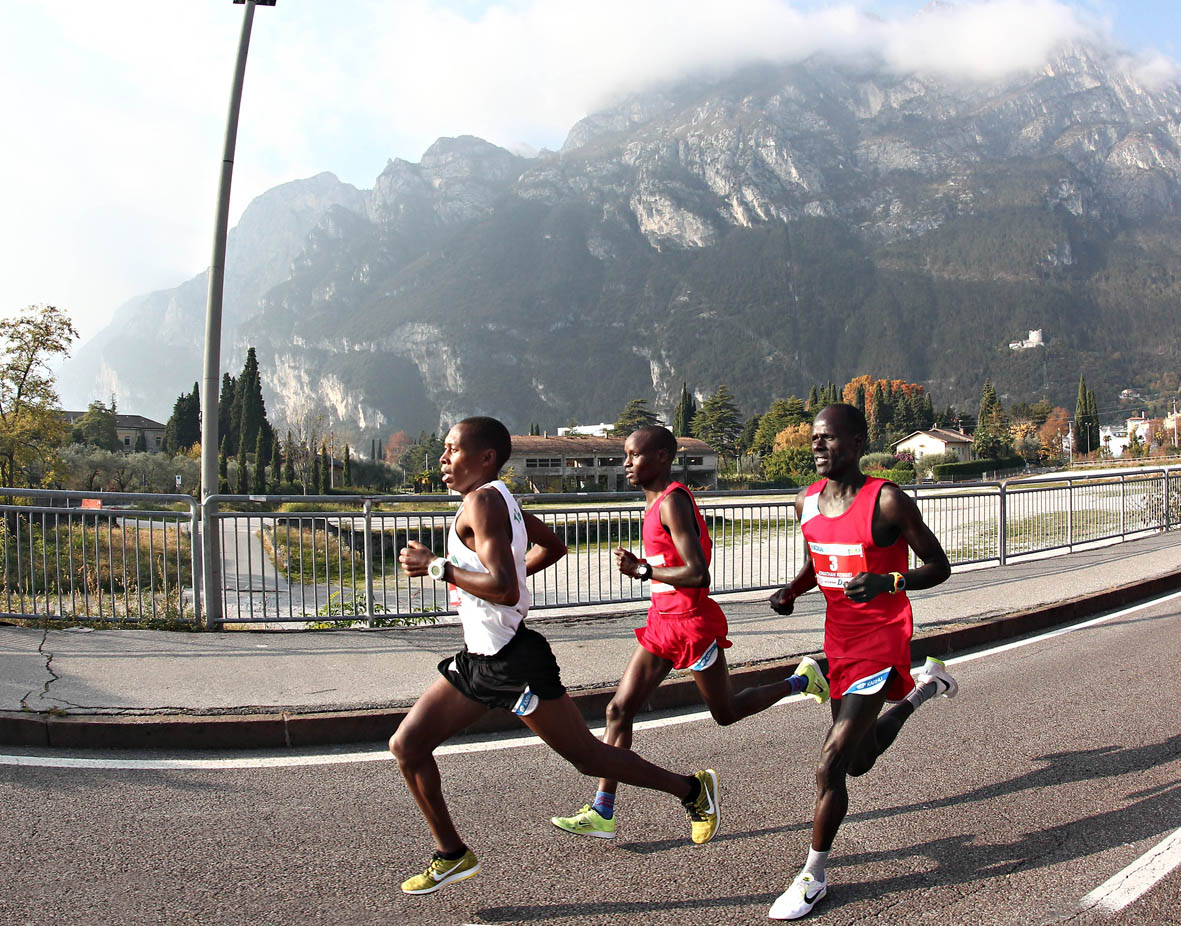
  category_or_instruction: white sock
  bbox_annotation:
[905,678,939,709]
[803,848,829,882]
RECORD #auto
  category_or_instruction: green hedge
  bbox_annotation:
[864,465,916,485]
[931,456,1025,481]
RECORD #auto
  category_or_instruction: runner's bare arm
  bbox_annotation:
[523,510,567,576]
[399,489,523,606]
[769,488,816,614]
[614,489,709,587]
[845,484,951,602]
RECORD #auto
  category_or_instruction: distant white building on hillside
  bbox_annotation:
[1009,329,1044,350]
[556,422,615,437]
[891,427,974,463]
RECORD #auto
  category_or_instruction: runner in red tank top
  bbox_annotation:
[551,425,830,841]
[766,404,958,921]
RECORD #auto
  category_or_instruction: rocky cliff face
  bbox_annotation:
[62,43,1181,447]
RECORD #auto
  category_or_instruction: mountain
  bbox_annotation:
[61,42,1181,448]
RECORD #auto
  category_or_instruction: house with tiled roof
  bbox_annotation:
[506,435,717,492]
[890,427,974,463]
[61,411,168,454]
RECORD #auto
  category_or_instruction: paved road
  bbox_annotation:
[3,593,1178,925]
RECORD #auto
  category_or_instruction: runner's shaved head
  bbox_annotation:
[630,425,678,461]
[816,404,868,442]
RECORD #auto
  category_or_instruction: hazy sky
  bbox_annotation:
[3,0,1178,344]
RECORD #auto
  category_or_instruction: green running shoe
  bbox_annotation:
[400,849,480,895]
[550,804,617,839]
[683,769,720,844]
[794,656,830,704]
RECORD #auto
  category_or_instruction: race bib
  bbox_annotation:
[809,542,867,590]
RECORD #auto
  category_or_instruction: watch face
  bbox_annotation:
[429,559,446,580]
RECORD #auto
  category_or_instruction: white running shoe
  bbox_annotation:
[769,871,827,920]
[916,656,958,699]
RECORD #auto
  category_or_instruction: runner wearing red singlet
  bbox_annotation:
[766,404,958,920]
[551,425,829,841]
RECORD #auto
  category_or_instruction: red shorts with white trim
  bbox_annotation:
[635,597,732,671]
[829,657,915,702]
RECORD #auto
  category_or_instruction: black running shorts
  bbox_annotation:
[438,625,566,711]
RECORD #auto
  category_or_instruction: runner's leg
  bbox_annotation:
[812,687,889,850]
[390,676,490,854]
[692,646,793,726]
[595,644,674,794]
[524,693,694,800]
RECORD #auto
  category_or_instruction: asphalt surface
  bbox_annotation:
[2,531,1180,749]
[1,592,1178,925]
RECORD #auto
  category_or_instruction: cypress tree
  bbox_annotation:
[270,436,282,490]
[320,443,330,493]
[672,383,697,437]
[218,373,237,455]
[283,431,295,485]
[236,438,248,494]
[343,445,352,487]
[1075,376,1091,454]
[312,454,321,496]
[254,430,267,493]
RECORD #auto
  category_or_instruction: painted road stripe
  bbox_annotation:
[1078,826,1181,913]
[1,588,1178,773]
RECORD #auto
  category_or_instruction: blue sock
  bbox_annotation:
[592,790,616,819]
[787,674,807,695]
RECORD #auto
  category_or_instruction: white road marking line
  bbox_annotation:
[1,589,1177,772]
[1078,826,1181,913]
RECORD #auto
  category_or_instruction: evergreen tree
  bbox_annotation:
[253,430,267,493]
[1075,375,1100,454]
[920,394,936,429]
[283,431,296,485]
[163,383,200,454]
[343,445,352,487]
[978,379,1003,430]
[218,436,229,494]
[270,437,282,490]
[236,438,249,494]
[672,383,697,437]
[614,398,660,434]
[134,430,147,453]
[806,385,819,410]
[312,454,322,496]
[320,442,330,493]
[217,372,237,455]
[692,384,742,460]
[738,415,760,458]
[752,398,808,456]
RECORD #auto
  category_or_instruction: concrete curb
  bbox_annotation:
[3,570,1178,751]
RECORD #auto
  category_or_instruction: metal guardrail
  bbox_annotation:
[1,489,201,624]
[2,467,1177,627]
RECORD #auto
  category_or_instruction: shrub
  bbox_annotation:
[860,452,897,472]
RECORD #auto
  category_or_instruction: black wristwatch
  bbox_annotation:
[635,561,653,581]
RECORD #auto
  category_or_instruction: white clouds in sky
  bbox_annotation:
[0,1,1171,343]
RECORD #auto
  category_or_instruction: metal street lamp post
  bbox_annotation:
[199,0,276,629]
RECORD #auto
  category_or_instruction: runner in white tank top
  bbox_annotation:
[393,416,721,898]
[445,479,529,655]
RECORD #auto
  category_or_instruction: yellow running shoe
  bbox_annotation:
[400,849,480,895]
[794,656,830,704]
[550,804,617,838]
[682,769,720,844]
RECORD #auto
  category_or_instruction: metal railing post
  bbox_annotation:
[189,498,203,625]
[1067,478,1074,550]
[363,498,375,627]
[201,498,223,630]
[998,481,1008,566]
[1120,474,1126,539]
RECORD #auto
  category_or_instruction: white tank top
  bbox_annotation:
[446,479,530,655]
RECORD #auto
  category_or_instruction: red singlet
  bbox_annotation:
[635,482,731,670]
[800,477,914,700]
